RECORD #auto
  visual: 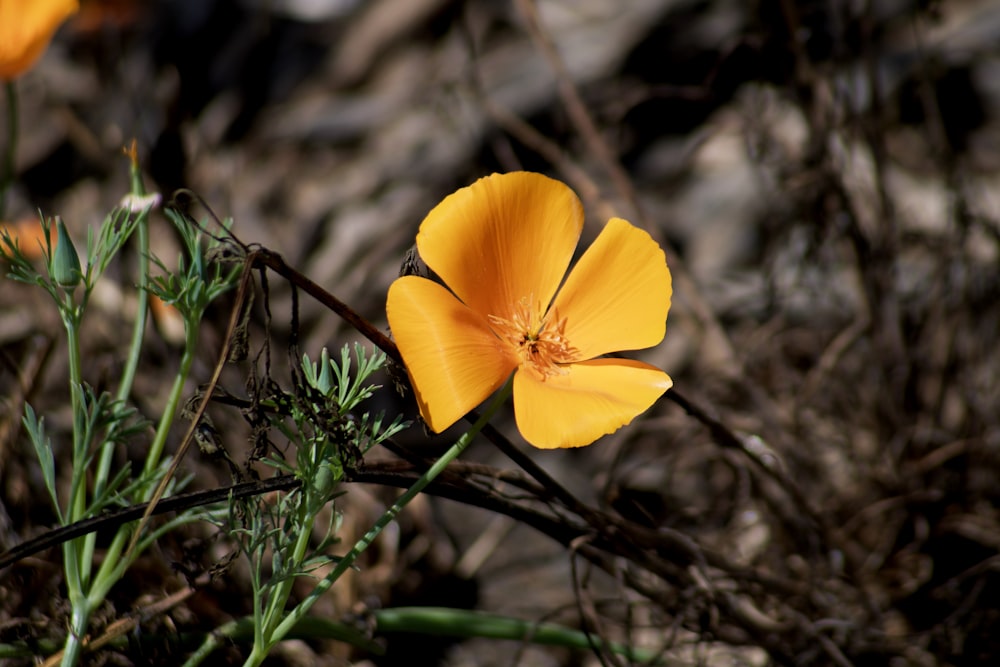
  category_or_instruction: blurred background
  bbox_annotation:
[2,0,1000,665]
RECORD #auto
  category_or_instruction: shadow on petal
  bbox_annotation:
[388,276,516,433]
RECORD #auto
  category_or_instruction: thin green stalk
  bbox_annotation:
[62,304,86,522]
[251,564,265,655]
[0,81,17,219]
[13,607,657,663]
[85,306,201,603]
[80,166,156,619]
[61,606,89,667]
[112,156,151,404]
[60,314,209,666]
[260,490,315,640]
[61,299,91,667]
[372,607,661,663]
[242,379,514,666]
[98,168,151,495]
[142,317,198,481]
[56,157,158,665]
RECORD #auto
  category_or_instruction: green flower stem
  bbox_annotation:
[3,607,656,663]
[141,310,199,482]
[250,564,265,656]
[372,607,659,663]
[85,306,202,607]
[87,192,153,616]
[240,379,515,667]
[61,299,91,667]
[0,81,17,220]
[61,302,87,539]
[99,170,151,495]
[113,158,151,405]
[59,313,208,667]
[57,162,152,665]
[62,303,85,520]
[259,486,316,645]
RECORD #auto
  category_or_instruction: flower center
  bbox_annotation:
[488,297,577,380]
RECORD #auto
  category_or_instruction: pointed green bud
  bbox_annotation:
[52,217,82,288]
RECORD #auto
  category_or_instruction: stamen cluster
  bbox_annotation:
[488,297,577,380]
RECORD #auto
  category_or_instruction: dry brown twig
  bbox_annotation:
[40,585,201,667]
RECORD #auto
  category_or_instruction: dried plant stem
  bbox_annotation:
[513,0,642,223]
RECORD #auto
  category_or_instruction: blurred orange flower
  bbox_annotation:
[1,216,53,260]
[387,172,673,449]
[0,0,79,80]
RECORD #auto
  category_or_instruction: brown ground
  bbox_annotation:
[2,1,1000,665]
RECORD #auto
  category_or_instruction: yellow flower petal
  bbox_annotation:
[387,276,517,433]
[0,0,79,80]
[416,172,583,321]
[550,217,671,360]
[513,358,672,449]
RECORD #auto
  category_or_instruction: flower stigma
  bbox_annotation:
[488,296,577,381]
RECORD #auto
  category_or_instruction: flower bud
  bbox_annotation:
[51,217,81,288]
[313,461,338,501]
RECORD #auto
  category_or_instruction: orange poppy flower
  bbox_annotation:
[0,0,79,80]
[1,216,52,260]
[387,172,673,449]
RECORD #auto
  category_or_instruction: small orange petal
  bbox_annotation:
[550,217,671,360]
[387,275,517,433]
[1,217,53,260]
[416,172,583,321]
[0,0,79,80]
[513,358,672,449]
[149,293,185,346]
